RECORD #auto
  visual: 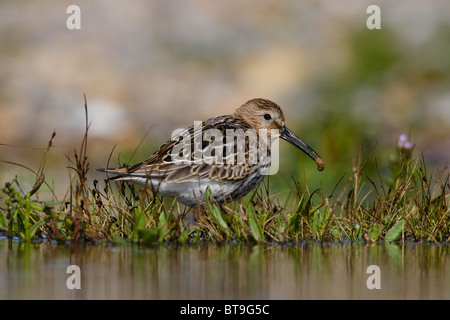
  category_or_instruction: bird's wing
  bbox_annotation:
[101,116,258,182]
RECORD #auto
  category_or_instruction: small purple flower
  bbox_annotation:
[397,133,413,150]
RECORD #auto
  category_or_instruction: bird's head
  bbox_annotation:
[233,98,324,171]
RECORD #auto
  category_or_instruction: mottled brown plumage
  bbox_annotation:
[98,98,323,205]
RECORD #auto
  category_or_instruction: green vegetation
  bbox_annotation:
[0,116,448,244]
[1,16,450,246]
[1,27,449,244]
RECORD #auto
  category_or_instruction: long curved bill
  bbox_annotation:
[280,126,324,171]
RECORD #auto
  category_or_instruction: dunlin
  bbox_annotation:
[98,98,324,206]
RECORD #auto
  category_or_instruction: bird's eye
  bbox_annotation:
[263,114,272,120]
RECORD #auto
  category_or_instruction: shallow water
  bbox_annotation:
[0,239,448,299]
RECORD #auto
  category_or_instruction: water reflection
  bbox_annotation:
[0,240,448,299]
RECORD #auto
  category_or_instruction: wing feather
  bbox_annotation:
[99,116,260,183]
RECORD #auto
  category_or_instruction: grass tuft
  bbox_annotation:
[0,102,449,244]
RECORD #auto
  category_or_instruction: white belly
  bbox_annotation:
[133,178,236,206]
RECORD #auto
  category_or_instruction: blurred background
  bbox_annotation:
[1,0,449,199]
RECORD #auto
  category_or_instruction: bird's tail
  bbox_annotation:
[96,167,129,181]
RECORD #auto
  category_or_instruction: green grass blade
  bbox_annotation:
[29,219,47,240]
[247,204,264,242]
[385,219,406,241]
